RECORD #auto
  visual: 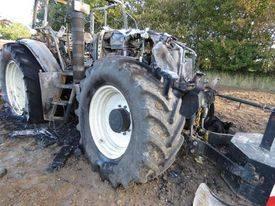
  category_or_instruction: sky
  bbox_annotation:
[0,0,34,26]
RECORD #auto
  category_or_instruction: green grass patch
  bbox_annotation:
[205,71,275,92]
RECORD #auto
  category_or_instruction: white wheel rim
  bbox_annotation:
[89,85,132,159]
[5,60,27,115]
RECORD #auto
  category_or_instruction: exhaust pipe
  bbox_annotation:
[71,0,85,82]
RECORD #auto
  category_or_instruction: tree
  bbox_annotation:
[0,22,31,40]
[47,0,130,32]
[136,0,274,74]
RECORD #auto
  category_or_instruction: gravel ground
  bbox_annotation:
[0,88,274,206]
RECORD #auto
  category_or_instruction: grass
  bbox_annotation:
[205,71,275,92]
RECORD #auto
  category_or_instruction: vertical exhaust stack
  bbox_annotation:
[71,0,85,82]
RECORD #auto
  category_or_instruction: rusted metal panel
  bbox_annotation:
[39,71,64,120]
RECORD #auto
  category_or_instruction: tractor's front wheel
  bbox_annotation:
[0,43,44,122]
[77,57,185,187]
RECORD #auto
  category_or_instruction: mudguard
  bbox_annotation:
[17,39,63,120]
[17,39,61,72]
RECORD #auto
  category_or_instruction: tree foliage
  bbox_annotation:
[136,0,274,74]
[44,0,275,74]
[47,0,130,32]
[0,22,31,40]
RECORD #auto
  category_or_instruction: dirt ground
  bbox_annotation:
[0,88,274,206]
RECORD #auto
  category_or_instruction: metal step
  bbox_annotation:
[51,116,65,121]
[51,100,69,106]
[56,83,74,89]
[60,71,73,76]
[47,87,76,123]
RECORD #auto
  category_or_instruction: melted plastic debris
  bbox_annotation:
[10,128,58,148]
[0,90,82,171]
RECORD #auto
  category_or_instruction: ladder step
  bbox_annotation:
[52,116,65,121]
[56,83,74,89]
[51,100,69,106]
[60,71,73,76]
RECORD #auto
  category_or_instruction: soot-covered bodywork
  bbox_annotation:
[91,29,275,205]
[1,1,274,205]
[92,28,196,82]
[90,28,213,119]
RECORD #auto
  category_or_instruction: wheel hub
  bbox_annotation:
[109,108,131,133]
[89,85,132,159]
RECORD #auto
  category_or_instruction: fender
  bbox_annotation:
[18,39,62,120]
[17,39,61,72]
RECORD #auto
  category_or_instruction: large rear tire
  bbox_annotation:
[77,56,185,187]
[0,43,44,123]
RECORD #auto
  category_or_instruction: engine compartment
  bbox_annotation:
[92,28,197,84]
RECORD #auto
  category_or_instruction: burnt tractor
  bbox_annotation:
[0,0,274,205]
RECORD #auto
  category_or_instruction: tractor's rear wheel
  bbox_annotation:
[77,57,185,187]
[0,43,44,122]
